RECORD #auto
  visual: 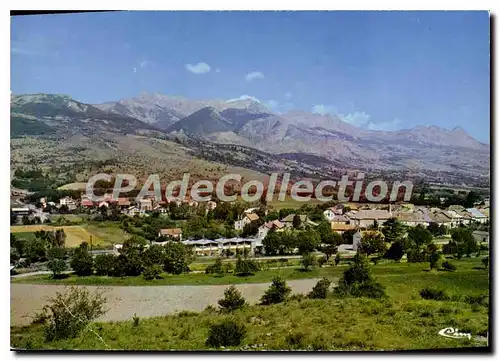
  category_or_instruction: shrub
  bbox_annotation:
[462,294,488,307]
[94,254,117,276]
[218,285,246,312]
[286,331,307,349]
[41,287,107,341]
[205,257,224,275]
[47,259,67,279]
[132,313,140,327]
[260,276,291,305]
[482,256,489,269]
[308,277,332,299]
[334,253,386,299]
[206,319,246,347]
[142,264,163,280]
[420,287,449,301]
[334,253,341,266]
[429,251,442,270]
[407,249,426,263]
[317,256,327,267]
[70,243,94,276]
[441,261,457,272]
[301,252,316,271]
[235,256,260,276]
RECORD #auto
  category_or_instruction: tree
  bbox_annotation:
[54,229,66,248]
[384,241,405,261]
[260,276,291,305]
[429,250,442,270]
[465,191,482,208]
[94,254,117,276]
[163,242,194,275]
[143,244,166,266]
[408,224,433,249]
[296,230,320,254]
[292,214,302,229]
[452,228,478,258]
[427,222,445,236]
[70,242,94,276]
[358,231,386,256]
[262,231,281,256]
[218,285,246,311]
[335,253,341,266]
[241,221,259,238]
[342,229,356,245]
[24,238,47,263]
[143,264,163,280]
[381,218,405,244]
[301,252,316,271]
[47,259,67,279]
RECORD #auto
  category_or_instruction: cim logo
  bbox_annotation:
[438,327,471,340]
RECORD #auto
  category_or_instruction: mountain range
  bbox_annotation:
[10,92,490,185]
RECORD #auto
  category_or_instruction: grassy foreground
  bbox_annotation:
[11,259,489,350]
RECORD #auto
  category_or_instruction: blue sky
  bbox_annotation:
[11,11,490,142]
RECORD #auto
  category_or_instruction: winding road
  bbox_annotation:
[11,278,326,326]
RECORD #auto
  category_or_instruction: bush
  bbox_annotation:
[429,251,442,270]
[441,261,457,272]
[308,277,332,299]
[132,313,140,327]
[482,256,489,269]
[205,257,224,275]
[334,253,341,266]
[462,294,488,307]
[94,254,117,276]
[143,264,163,280]
[317,256,327,267]
[420,287,449,301]
[384,241,405,261]
[41,287,107,341]
[235,256,260,276]
[206,319,246,347]
[218,285,246,311]
[407,249,426,263]
[334,253,386,299]
[286,331,307,349]
[260,276,292,305]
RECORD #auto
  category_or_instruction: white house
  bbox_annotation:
[466,208,489,224]
[234,212,260,230]
[59,196,77,207]
[323,208,336,221]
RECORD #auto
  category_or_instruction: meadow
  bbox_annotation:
[10,258,489,351]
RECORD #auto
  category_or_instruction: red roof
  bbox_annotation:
[81,199,94,206]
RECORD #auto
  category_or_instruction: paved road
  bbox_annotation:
[11,278,327,326]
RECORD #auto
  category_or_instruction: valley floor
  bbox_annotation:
[11,258,489,351]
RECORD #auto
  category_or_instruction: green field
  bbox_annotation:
[10,258,489,350]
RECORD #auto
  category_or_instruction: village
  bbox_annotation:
[10,187,490,260]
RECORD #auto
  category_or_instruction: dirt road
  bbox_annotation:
[11,278,325,326]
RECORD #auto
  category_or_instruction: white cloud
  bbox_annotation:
[185,62,211,74]
[285,92,292,99]
[215,68,221,73]
[367,118,402,131]
[139,60,151,68]
[133,67,137,73]
[245,71,265,82]
[264,100,294,113]
[227,95,261,103]
[311,104,337,116]
[340,111,371,127]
